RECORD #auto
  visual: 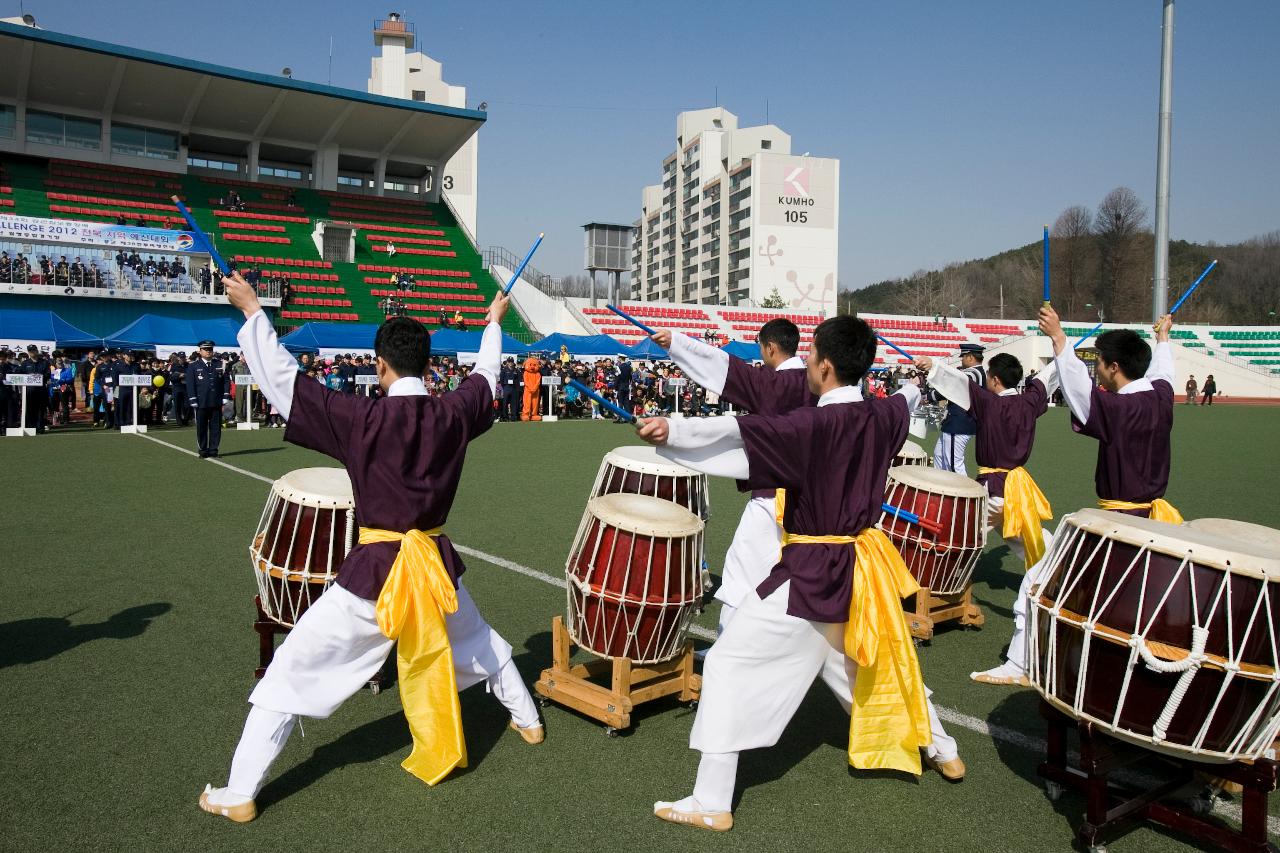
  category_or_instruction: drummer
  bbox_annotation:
[969,305,1180,688]
[912,352,1057,569]
[652,319,962,781]
[640,315,959,833]
[198,273,542,824]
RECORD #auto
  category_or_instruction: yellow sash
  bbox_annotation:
[782,528,931,775]
[360,526,467,786]
[978,466,1053,569]
[1098,498,1183,525]
[774,489,786,527]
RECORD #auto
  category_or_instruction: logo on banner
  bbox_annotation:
[781,166,809,198]
[176,234,195,251]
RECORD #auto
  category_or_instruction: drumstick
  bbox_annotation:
[503,233,545,295]
[606,304,658,337]
[1167,259,1219,317]
[1042,224,1051,306]
[882,502,944,536]
[170,196,231,275]
[1073,322,1104,348]
[567,379,636,424]
[876,334,915,361]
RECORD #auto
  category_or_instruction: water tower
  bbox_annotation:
[583,222,632,307]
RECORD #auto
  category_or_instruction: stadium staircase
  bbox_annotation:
[0,154,533,339]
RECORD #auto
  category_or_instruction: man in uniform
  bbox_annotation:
[496,357,518,421]
[55,256,70,287]
[616,355,633,415]
[186,340,231,458]
[70,257,86,287]
[22,345,52,433]
[930,343,985,474]
[167,355,190,426]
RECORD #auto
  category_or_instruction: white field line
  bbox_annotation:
[140,435,1276,836]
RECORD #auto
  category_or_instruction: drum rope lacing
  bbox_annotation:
[1030,517,1280,761]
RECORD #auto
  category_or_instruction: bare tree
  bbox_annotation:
[1093,187,1149,319]
[1051,205,1096,319]
[893,269,941,317]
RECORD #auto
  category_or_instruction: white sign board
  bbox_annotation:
[4,373,44,387]
[750,153,839,315]
[0,213,199,253]
[355,374,380,386]
[118,374,153,387]
[541,375,562,386]
[232,374,258,387]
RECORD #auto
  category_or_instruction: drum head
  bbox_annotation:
[1188,518,1280,553]
[1068,508,1280,580]
[586,493,703,537]
[888,465,985,497]
[603,445,699,478]
[897,440,928,460]
[273,467,355,508]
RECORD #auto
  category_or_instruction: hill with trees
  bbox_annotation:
[838,186,1279,327]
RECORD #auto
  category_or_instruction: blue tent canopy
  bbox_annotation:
[102,314,242,351]
[279,322,377,354]
[0,308,102,348]
[430,328,529,357]
[721,340,762,362]
[625,338,667,359]
[531,333,632,357]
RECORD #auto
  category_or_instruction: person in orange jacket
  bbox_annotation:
[521,353,542,421]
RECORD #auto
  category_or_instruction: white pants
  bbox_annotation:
[1005,527,1056,671]
[932,432,972,476]
[694,583,956,762]
[225,582,538,798]
[714,496,782,613]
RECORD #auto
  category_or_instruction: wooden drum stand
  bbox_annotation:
[1037,700,1278,853]
[904,586,984,642]
[535,616,701,736]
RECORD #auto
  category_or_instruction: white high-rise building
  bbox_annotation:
[631,108,839,315]
[368,14,479,241]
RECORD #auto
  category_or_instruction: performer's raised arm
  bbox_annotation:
[658,329,729,396]
[915,357,970,409]
[1148,314,1175,386]
[227,272,299,420]
[471,293,509,396]
[1040,304,1093,424]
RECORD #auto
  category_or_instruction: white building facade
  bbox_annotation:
[368,14,480,242]
[631,108,838,315]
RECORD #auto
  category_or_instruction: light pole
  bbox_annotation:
[948,303,965,320]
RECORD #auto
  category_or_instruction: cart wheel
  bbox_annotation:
[1087,845,1108,853]
[535,694,551,708]
[1044,780,1063,802]
[368,682,381,696]
[604,726,619,738]
[686,700,699,710]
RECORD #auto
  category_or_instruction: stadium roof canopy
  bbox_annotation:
[0,21,485,166]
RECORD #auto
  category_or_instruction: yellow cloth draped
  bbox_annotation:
[782,528,931,775]
[1098,498,1184,525]
[978,466,1053,569]
[774,489,786,527]
[360,526,467,786]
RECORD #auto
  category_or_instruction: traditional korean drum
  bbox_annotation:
[878,466,988,595]
[592,445,709,520]
[1029,509,1280,763]
[249,468,355,627]
[1188,517,1280,552]
[566,493,704,663]
[893,439,930,468]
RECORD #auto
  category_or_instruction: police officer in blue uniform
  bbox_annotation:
[186,340,230,458]
[498,357,521,421]
[930,342,986,475]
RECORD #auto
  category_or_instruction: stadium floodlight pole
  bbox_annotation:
[503,233,544,294]
[170,196,231,275]
[1152,0,1175,321]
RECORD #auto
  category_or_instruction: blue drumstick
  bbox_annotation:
[567,379,636,424]
[876,334,915,361]
[170,195,231,275]
[1168,259,1218,315]
[606,304,659,337]
[1073,322,1104,348]
[503,233,544,294]
[882,502,943,535]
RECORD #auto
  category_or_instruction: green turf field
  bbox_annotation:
[2,405,1278,852]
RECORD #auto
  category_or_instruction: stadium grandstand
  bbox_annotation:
[0,19,530,345]
[0,17,1276,400]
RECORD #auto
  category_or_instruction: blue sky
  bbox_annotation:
[9,0,1278,289]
